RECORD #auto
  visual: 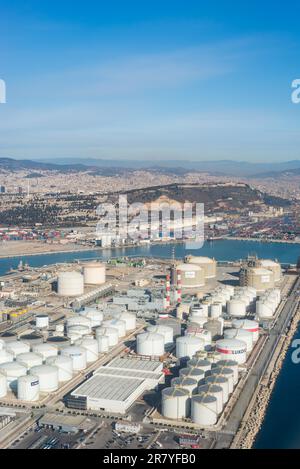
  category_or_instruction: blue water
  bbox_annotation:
[1,238,300,447]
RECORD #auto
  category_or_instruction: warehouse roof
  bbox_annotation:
[96,367,162,381]
[72,375,144,402]
[106,357,162,373]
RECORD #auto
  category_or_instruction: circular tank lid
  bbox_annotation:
[192,392,217,403]
[48,336,69,342]
[216,359,238,367]
[198,384,223,394]
[172,377,197,386]
[206,375,228,385]
[162,386,190,397]
[176,263,203,271]
[30,365,57,375]
[216,338,247,350]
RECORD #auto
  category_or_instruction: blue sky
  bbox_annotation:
[0,0,300,162]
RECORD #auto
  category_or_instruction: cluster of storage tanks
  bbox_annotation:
[56,263,106,297]
[162,351,240,426]
[255,288,281,320]
[0,306,137,402]
[240,259,281,292]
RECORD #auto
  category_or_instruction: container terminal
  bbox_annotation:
[0,254,298,449]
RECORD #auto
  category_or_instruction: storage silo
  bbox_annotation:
[61,346,87,370]
[232,319,259,342]
[95,327,119,346]
[256,300,274,319]
[185,327,211,350]
[176,336,204,360]
[170,377,198,395]
[191,393,218,426]
[0,373,7,398]
[32,343,58,360]
[0,350,14,365]
[47,336,70,350]
[79,309,103,327]
[224,328,253,352]
[215,360,239,384]
[210,367,234,393]
[215,339,247,364]
[260,260,282,283]
[114,312,136,331]
[146,325,173,345]
[205,375,229,403]
[187,358,211,374]
[57,271,84,297]
[175,264,205,289]
[16,352,43,369]
[0,362,27,391]
[136,332,165,357]
[206,351,223,364]
[35,314,49,329]
[226,299,247,318]
[67,325,90,339]
[29,365,58,392]
[17,375,40,401]
[19,333,43,347]
[210,303,222,319]
[6,341,30,358]
[185,256,217,279]
[83,262,106,285]
[74,338,98,362]
[179,365,205,380]
[46,355,73,382]
[203,320,223,340]
[67,315,92,331]
[239,267,275,292]
[0,331,17,343]
[197,384,223,414]
[102,319,126,338]
[161,387,190,420]
[97,335,109,353]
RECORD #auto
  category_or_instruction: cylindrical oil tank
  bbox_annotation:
[224,328,253,352]
[260,260,281,282]
[191,393,218,426]
[19,333,43,347]
[210,303,222,319]
[35,314,49,329]
[46,355,73,382]
[206,351,223,364]
[0,339,5,350]
[56,324,64,334]
[197,384,223,414]
[0,362,27,391]
[57,271,84,297]
[188,317,207,328]
[61,346,87,370]
[185,256,217,279]
[102,319,126,338]
[113,312,136,331]
[95,327,119,346]
[136,332,165,357]
[83,262,106,285]
[176,336,204,359]
[67,325,90,339]
[232,319,259,342]
[176,303,191,320]
[97,335,109,353]
[205,375,229,403]
[0,332,17,343]
[47,336,70,349]
[185,327,211,350]
[203,320,223,340]
[67,316,92,331]
[161,387,190,420]
[79,308,103,327]
[256,300,274,319]
[240,267,275,292]
[29,365,58,392]
[190,305,208,318]
[227,300,247,318]
[187,358,211,374]
[215,339,247,364]
[6,341,30,358]
[175,264,205,288]
[0,350,14,365]
[0,373,7,398]
[32,343,58,360]
[156,318,182,338]
[179,366,205,382]
[17,375,40,401]
[146,325,173,345]
[210,367,234,393]
[171,377,198,394]
[74,338,98,362]
[16,352,43,369]
[215,359,239,384]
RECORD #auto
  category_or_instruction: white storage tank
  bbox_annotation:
[32,343,58,360]
[210,303,222,319]
[260,260,282,282]
[197,384,223,414]
[35,314,49,329]
[161,387,190,420]
[256,300,274,319]
[102,319,126,338]
[55,324,64,334]
[176,336,204,359]
[16,352,43,369]
[113,312,136,331]
[17,375,40,401]
[215,359,239,384]
[29,365,58,392]
[83,262,106,285]
[191,393,218,426]
[224,328,253,352]
[136,332,165,357]
[215,339,247,364]
[185,327,211,350]
[0,350,14,365]
[95,327,119,346]
[79,308,103,327]
[171,376,198,395]
[210,367,234,393]
[6,341,30,358]
[146,325,173,345]
[0,339,5,351]
[0,373,7,398]
[205,375,229,403]
[227,300,247,318]
[57,271,84,297]
[185,256,217,279]
[46,355,73,382]
[206,351,223,364]
[232,319,259,342]
[67,316,92,331]
[97,335,109,353]
[75,338,98,362]
[187,358,211,374]
[179,366,205,382]
[61,346,87,371]
[67,325,90,339]
[0,362,27,391]
[176,263,205,288]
